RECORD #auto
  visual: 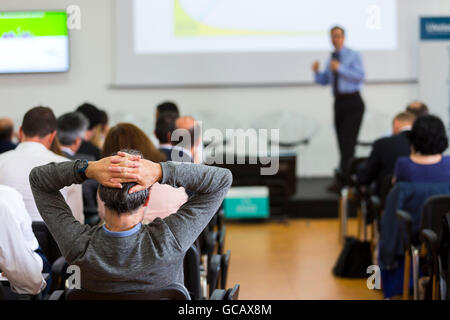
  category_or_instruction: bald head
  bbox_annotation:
[0,118,14,141]
[175,116,195,131]
[173,116,200,151]
[406,101,429,118]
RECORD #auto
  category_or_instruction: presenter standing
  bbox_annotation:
[312,26,365,192]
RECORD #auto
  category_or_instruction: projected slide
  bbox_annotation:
[134,0,397,54]
[0,12,69,73]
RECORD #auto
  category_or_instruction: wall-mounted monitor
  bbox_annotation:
[0,11,69,74]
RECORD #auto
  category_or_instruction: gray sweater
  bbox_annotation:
[29,160,232,293]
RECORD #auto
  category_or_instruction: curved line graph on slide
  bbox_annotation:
[174,0,326,38]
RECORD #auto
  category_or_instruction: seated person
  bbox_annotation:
[0,106,84,223]
[58,111,98,223]
[57,112,89,160]
[76,103,103,160]
[394,115,450,183]
[155,111,185,161]
[29,151,232,293]
[0,185,47,295]
[98,123,186,223]
[406,100,429,118]
[357,112,416,197]
[0,118,17,154]
[173,116,202,163]
[155,101,180,120]
[151,101,180,148]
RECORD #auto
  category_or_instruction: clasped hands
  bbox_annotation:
[85,151,162,193]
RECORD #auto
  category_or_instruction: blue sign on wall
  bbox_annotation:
[421,17,450,40]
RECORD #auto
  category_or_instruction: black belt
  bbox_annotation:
[335,91,360,98]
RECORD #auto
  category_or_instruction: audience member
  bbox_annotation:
[0,117,17,154]
[0,185,47,296]
[406,101,429,118]
[357,112,416,196]
[155,111,180,160]
[98,123,186,223]
[0,106,84,222]
[29,151,232,293]
[76,102,103,160]
[394,115,450,183]
[174,116,202,163]
[155,101,180,120]
[90,109,109,150]
[57,112,89,159]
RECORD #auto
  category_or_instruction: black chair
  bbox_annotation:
[220,250,231,290]
[338,157,368,243]
[396,195,450,299]
[31,221,62,264]
[210,284,240,300]
[31,221,69,293]
[225,284,240,300]
[420,213,450,300]
[184,244,203,300]
[50,283,191,300]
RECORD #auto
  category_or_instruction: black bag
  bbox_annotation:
[333,236,373,278]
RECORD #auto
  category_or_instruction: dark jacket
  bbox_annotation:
[379,182,450,270]
[0,140,16,154]
[76,140,101,161]
[357,131,411,196]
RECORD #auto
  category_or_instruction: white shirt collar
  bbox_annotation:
[61,146,75,156]
[16,141,49,153]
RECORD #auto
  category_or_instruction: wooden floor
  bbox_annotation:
[225,218,383,300]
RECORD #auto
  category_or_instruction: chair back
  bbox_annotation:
[31,221,62,264]
[183,244,202,300]
[379,182,450,269]
[225,284,240,300]
[420,195,450,240]
[65,283,190,300]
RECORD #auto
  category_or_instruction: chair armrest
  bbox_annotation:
[218,226,226,255]
[51,256,69,292]
[207,254,221,297]
[209,289,226,300]
[420,229,439,257]
[220,250,231,290]
[396,210,413,250]
[48,290,65,300]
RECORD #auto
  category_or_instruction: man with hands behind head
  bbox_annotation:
[29,151,232,293]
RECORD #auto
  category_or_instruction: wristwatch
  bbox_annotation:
[76,159,89,180]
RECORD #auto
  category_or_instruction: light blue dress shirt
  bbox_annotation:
[314,47,365,95]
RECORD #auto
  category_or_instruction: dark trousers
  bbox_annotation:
[334,93,365,181]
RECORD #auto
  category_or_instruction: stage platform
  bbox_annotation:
[282,177,340,219]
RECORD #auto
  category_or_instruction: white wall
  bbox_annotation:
[1,0,449,176]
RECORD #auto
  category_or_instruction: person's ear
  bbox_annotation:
[18,127,24,142]
[48,131,57,145]
[143,189,151,207]
[74,136,82,149]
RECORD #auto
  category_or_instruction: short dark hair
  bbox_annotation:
[76,103,102,130]
[0,125,13,141]
[57,112,89,146]
[406,101,429,118]
[22,106,57,138]
[155,112,177,144]
[330,25,345,35]
[409,115,448,155]
[156,101,179,117]
[98,149,149,215]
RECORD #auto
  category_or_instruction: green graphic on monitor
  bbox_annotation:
[0,11,69,73]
